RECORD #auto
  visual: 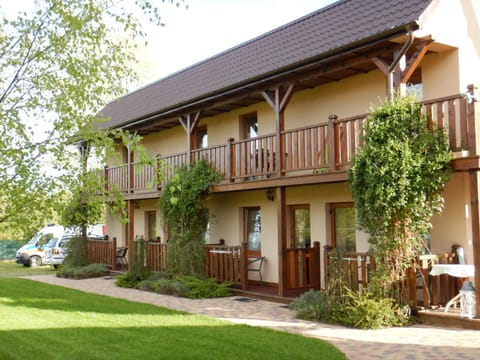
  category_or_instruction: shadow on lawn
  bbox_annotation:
[0,325,346,360]
[0,278,185,316]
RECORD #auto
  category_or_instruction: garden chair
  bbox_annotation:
[248,256,266,286]
[116,247,128,270]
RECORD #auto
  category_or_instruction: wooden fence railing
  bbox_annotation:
[406,252,463,309]
[286,242,321,290]
[87,236,116,269]
[324,246,467,310]
[147,241,168,271]
[323,247,375,291]
[205,242,246,287]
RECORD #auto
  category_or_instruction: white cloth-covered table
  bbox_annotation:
[430,264,475,313]
[430,264,475,278]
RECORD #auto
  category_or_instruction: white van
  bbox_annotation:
[15,224,105,267]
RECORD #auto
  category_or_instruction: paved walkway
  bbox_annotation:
[25,275,479,360]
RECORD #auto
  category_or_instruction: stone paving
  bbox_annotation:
[25,275,480,360]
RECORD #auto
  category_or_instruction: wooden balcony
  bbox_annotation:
[103,94,476,196]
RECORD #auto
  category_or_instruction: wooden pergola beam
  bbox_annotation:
[401,38,433,83]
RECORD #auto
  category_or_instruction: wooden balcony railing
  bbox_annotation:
[406,252,465,309]
[205,243,246,286]
[102,94,474,194]
[286,242,321,290]
[324,246,468,310]
[323,247,376,292]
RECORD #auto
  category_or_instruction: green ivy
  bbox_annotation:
[348,95,452,303]
[159,159,222,277]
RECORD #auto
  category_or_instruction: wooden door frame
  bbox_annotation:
[289,204,310,248]
[328,202,354,248]
[144,210,157,242]
[243,206,261,257]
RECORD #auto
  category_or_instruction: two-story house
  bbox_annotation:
[97,0,479,312]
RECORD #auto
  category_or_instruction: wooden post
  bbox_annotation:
[311,241,321,290]
[179,112,201,165]
[469,169,480,317]
[104,166,109,193]
[327,115,337,172]
[128,147,134,193]
[127,200,135,267]
[467,84,478,156]
[323,245,333,286]
[112,236,117,270]
[240,242,248,290]
[226,138,235,182]
[262,84,294,177]
[406,265,417,310]
[466,84,480,316]
[277,186,287,296]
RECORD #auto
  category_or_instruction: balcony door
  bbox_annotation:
[145,211,157,241]
[289,205,311,249]
[244,207,261,257]
[240,113,258,140]
[330,202,356,252]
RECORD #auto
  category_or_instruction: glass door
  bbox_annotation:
[330,203,356,252]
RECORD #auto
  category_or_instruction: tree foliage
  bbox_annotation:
[0,0,184,238]
[159,159,222,277]
[348,95,452,301]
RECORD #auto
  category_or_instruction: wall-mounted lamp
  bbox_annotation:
[266,189,274,202]
[133,200,140,209]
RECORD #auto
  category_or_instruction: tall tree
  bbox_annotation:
[0,0,183,238]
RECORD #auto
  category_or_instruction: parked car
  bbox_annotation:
[44,235,73,268]
[15,224,105,267]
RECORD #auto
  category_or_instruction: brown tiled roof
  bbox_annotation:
[100,0,433,129]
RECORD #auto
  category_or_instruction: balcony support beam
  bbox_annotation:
[179,111,201,164]
[276,186,287,296]
[262,84,295,176]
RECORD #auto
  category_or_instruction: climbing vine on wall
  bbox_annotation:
[159,159,222,277]
[348,95,452,304]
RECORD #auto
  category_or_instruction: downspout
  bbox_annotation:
[387,28,414,99]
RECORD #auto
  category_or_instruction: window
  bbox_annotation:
[145,211,157,241]
[330,203,356,252]
[245,207,261,255]
[290,205,311,248]
[241,113,258,140]
[195,126,208,149]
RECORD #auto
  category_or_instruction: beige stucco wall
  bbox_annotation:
[420,0,480,91]
[285,70,386,127]
[421,50,460,100]
[141,126,186,158]
[206,182,368,285]
[106,208,125,246]
[430,172,473,264]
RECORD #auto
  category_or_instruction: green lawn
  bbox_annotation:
[0,278,346,360]
[0,260,55,277]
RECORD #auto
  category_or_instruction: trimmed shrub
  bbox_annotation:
[134,272,232,299]
[57,263,109,279]
[288,290,331,322]
[335,289,409,329]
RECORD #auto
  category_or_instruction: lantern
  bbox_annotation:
[460,280,476,319]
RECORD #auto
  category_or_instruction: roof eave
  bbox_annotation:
[109,22,420,132]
